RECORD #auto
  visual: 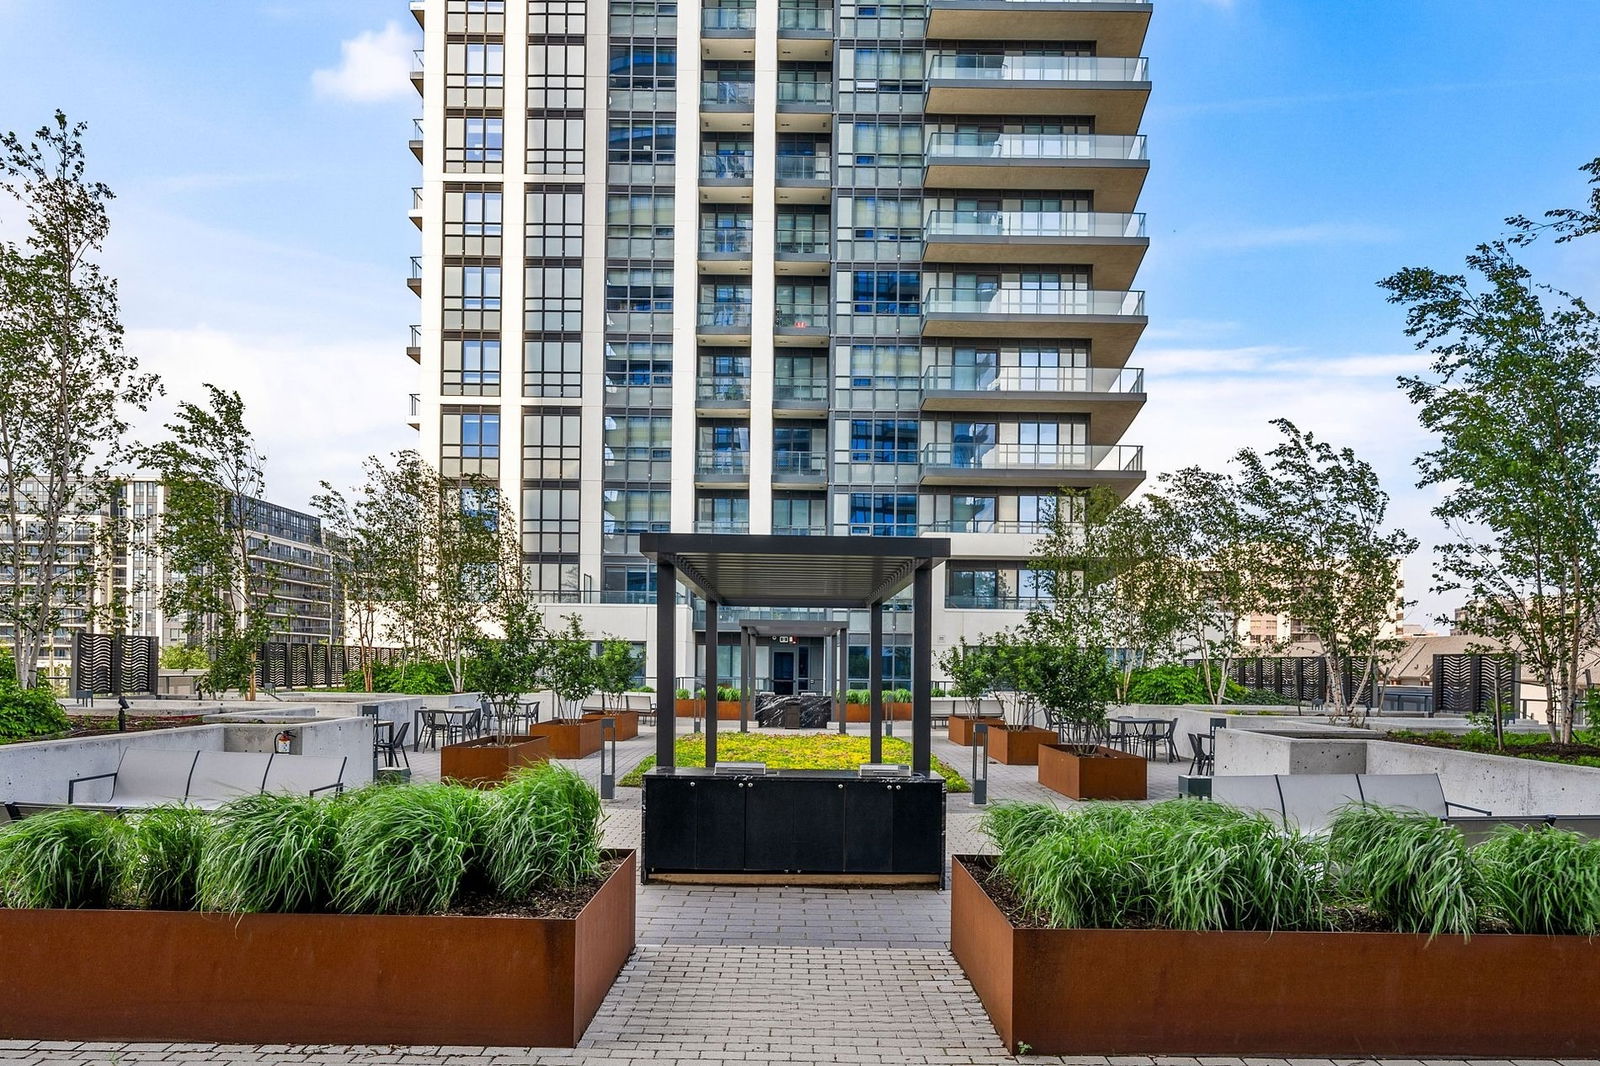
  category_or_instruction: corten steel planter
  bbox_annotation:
[948,713,1006,746]
[674,699,743,720]
[0,851,637,1048]
[440,734,552,787]
[845,703,913,722]
[526,717,604,759]
[950,856,1600,1057]
[1037,742,1147,800]
[583,708,639,740]
[986,724,1055,766]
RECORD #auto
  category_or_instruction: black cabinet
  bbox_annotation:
[843,782,896,873]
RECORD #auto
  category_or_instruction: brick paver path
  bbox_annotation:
[8,725,1564,1065]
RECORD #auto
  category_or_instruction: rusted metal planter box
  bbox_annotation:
[584,708,640,740]
[986,724,1055,766]
[845,702,913,722]
[948,713,1005,746]
[526,716,604,758]
[1037,742,1147,800]
[674,699,742,720]
[951,855,1600,1057]
[441,734,551,787]
[0,851,637,1048]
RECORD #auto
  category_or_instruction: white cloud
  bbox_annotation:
[311,22,414,104]
[1176,222,1400,253]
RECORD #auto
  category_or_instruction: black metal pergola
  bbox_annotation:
[641,532,951,773]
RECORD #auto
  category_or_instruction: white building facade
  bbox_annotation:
[407,0,1151,690]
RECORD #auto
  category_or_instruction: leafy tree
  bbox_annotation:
[159,644,210,671]
[1012,630,1116,754]
[544,614,596,718]
[467,593,549,708]
[140,385,276,699]
[592,638,643,710]
[0,113,158,688]
[1382,199,1600,742]
[1146,467,1266,705]
[940,637,999,716]
[1235,420,1417,725]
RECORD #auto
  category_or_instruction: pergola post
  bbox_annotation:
[836,625,849,735]
[656,560,677,769]
[912,563,932,776]
[705,598,719,767]
[869,600,884,764]
[740,624,753,733]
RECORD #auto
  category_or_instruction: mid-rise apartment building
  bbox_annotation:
[408,0,1151,688]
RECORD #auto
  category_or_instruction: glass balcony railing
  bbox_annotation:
[408,393,420,417]
[697,378,751,402]
[777,81,832,106]
[696,519,751,533]
[932,0,1149,6]
[921,442,1144,473]
[922,288,1145,317]
[775,234,829,255]
[702,7,756,30]
[778,6,832,30]
[775,304,828,328]
[410,186,423,209]
[698,302,754,328]
[924,209,1144,240]
[927,519,1054,535]
[699,228,754,255]
[773,523,828,536]
[697,450,750,475]
[926,55,1149,83]
[946,593,1052,610]
[702,80,756,107]
[773,450,826,475]
[924,132,1147,163]
[922,365,1144,394]
[773,379,828,403]
[776,154,831,181]
[701,151,755,179]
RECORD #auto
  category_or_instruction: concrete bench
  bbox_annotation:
[1207,772,1490,832]
[67,749,347,810]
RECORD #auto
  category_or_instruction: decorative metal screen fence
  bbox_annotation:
[255,643,402,690]
[71,633,160,696]
[1432,653,1517,718]
[1224,656,1378,706]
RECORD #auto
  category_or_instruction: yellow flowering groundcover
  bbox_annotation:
[619,732,971,792]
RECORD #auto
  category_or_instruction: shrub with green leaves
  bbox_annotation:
[0,807,129,908]
[1327,804,1480,937]
[124,805,212,910]
[0,676,70,741]
[334,784,485,914]
[198,792,347,913]
[1475,825,1600,936]
[482,763,602,898]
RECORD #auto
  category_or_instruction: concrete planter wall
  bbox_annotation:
[1,851,637,1047]
[440,734,552,787]
[527,718,603,759]
[951,856,1600,1056]
[1037,743,1146,800]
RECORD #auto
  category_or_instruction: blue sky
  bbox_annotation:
[3,0,1600,624]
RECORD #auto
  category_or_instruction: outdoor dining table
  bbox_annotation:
[1109,716,1177,761]
[413,706,477,752]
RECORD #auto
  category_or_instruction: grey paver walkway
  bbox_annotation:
[6,724,1533,1065]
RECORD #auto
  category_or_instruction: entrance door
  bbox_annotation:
[773,650,795,695]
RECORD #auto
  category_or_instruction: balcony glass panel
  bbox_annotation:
[924,210,1144,240]
[777,81,833,105]
[698,302,754,328]
[924,132,1146,162]
[701,151,755,179]
[703,7,757,30]
[702,81,757,107]
[776,153,832,181]
[772,450,826,475]
[774,378,829,403]
[922,288,1144,317]
[778,6,832,30]
[923,366,1144,393]
[697,449,750,474]
[926,55,1149,83]
[699,228,753,255]
[921,442,1143,472]
[775,303,828,328]
[697,378,751,402]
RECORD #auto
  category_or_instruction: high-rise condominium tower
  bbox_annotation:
[408,0,1150,689]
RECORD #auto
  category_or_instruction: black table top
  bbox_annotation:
[643,766,938,784]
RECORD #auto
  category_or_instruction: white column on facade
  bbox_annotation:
[668,0,706,533]
[577,6,614,590]
[416,2,447,469]
[497,2,530,565]
[747,6,779,534]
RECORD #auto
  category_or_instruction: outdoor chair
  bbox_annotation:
[1103,718,1133,753]
[1186,732,1215,776]
[1151,718,1179,762]
[68,749,199,806]
[377,722,410,769]
[262,754,346,797]
[418,710,451,750]
[184,751,274,809]
[1208,772,1491,832]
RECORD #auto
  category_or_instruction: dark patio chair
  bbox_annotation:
[1187,732,1215,776]
[1152,718,1179,762]
[378,722,410,769]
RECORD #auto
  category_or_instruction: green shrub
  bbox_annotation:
[1327,805,1480,937]
[715,686,741,702]
[481,763,602,898]
[890,688,913,703]
[124,805,212,910]
[0,808,130,908]
[0,676,70,741]
[1126,664,1208,705]
[198,792,347,913]
[335,784,485,914]
[345,661,456,695]
[1475,825,1600,936]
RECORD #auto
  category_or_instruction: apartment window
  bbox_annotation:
[446,42,505,108]
[1017,493,1057,532]
[603,489,670,535]
[607,341,672,389]
[773,495,826,534]
[602,564,657,605]
[847,196,921,241]
[776,280,827,326]
[527,116,584,175]
[849,493,917,537]
[522,185,583,259]
[445,0,506,34]
[941,494,997,532]
[523,409,582,479]
[607,268,674,312]
[606,194,674,260]
[609,45,676,89]
[529,0,584,35]
[947,565,1053,609]
[445,115,503,172]
[846,343,920,388]
[702,207,752,255]
[842,47,924,83]
[522,486,579,554]
[528,41,585,109]
[525,337,581,397]
[699,422,749,457]
[524,263,582,332]
[444,186,503,256]
[441,409,500,477]
[849,270,919,314]
[697,494,748,531]
[609,121,676,163]
[605,415,673,462]
[849,419,917,464]
[842,122,922,166]
[526,559,580,597]
[776,207,828,254]
[949,421,997,467]
[442,337,502,396]
[444,264,501,330]
[699,280,751,324]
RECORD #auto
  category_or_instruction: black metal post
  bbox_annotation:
[971,722,988,805]
[705,599,719,766]
[837,625,849,735]
[740,625,752,733]
[600,717,616,799]
[656,561,677,769]
[869,601,884,764]
[912,563,932,776]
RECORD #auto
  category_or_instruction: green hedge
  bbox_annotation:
[0,650,69,742]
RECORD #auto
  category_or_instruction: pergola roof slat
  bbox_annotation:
[640,533,951,607]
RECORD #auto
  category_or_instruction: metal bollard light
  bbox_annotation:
[600,717,617,800]
[971,722,989,806]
